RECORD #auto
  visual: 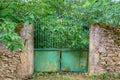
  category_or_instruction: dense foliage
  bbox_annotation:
[0,0,120,50]
[34,1,89,49]
[35,0,120,49]
[0,0,35,50]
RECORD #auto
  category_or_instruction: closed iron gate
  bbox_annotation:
[34,21,88,72]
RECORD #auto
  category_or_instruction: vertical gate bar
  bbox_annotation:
[44,18,45,48]
[49,30,52,48]
[59,31,60,48]
[36,21,37,48]
[58,31,59,48]
[50,30,52,48]
[57,32,60,48]
[34,22,35,48]
[45,27,46,48]
[38,21,41,48]
[67,21,68,48]
[38,21,39,48]
[58,24,59,48]
[52,29,53,48]
[56,29,57,48]
[86,51,88,71]
[75,20,76,48]
[46,26,49,48]
[37,21,38,48]
[60,30,61,48]
[51,27,52,48]
[52,17,53,48]
[57,32,59,48]
[43,19,46,48]
[45,18,46,48]
[35,22,37,48]
[45,22,48,48]
[57,30,58,48]
[37,22,39,48]
[41,19,45,48]
[41,19,43,48]
[39,21,40,48]
[48,30,49,48]
[48,28,49,48]
[44,23,46,48]
[79,50,81,70]
[40,21,41,48]
[34,23,35,48]
[59,49,62,73]
[50,30,51,48]
[34,22,36,48]
[66,15,68,48]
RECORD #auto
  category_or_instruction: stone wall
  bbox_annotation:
[0,24,34,79]
[0,46,21,80]
[89,23,120,74]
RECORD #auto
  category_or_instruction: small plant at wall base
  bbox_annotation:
[0,0,120,50]
[86,72,120,80]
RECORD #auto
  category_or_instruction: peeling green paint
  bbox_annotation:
[34,50,60,72]
[61,50,88,72]
[34,49,88,72]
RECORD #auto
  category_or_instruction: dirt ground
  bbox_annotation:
[25,72,120,80]
[28,72,89,80]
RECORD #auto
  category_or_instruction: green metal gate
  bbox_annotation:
[34,21,88,72]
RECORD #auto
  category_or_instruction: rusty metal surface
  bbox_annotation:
[61,50,88,72]
[34,49,88,72]
[34,50,60,72]
[79,51,88,72]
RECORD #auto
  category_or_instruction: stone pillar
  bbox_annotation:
[17,24,34,78]
[89,24,103,74]
[89,23,120,74]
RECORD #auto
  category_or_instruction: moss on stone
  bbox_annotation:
[114,40,120,46]
[95,23,120,46]
[113,29,120,35]
[96,23,112,30]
